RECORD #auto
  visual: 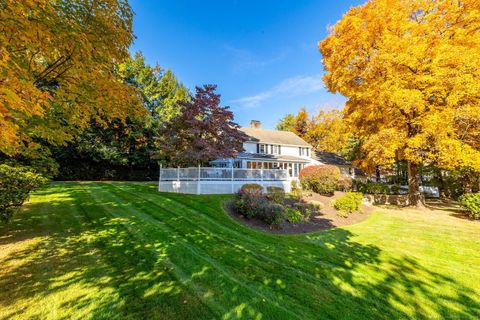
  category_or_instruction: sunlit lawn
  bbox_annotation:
[0,182,479,319]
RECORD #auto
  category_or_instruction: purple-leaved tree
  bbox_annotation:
[157,84,248,166]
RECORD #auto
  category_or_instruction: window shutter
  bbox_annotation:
[278,145,281,154]
[257,144,259,153]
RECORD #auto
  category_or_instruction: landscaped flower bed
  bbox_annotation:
[233,184,321,228]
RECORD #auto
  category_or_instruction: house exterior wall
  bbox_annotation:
[243,141,312,160]
[243,142,257,153]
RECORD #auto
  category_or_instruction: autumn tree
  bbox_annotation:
[0,0,142,157]
[306,109,348,153]
[293,107,310,137]
[320,0,480,205]
[157,85,248,166]
[276,114,295,131]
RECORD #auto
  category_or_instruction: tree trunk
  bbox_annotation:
[463,174,473,194]
[407,161,423,206]
[436,170,446,198]
[375,166,381,182]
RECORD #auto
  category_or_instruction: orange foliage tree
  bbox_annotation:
[320,0,480,205]
[0,0,142,157]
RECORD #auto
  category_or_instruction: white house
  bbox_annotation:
[211,120,319,178]
[159,120,364,194]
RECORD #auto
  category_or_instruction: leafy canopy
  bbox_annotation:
[157,85,248,166]
[320,0,480,172]
[0,0,142,156]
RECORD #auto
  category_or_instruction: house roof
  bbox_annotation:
[234,152,311,162]
[240,127,311,147]
[312,151,351,166]
[313,151,367,176]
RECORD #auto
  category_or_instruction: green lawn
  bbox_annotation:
[0,182,479,319]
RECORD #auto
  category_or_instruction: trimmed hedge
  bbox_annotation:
[0,164,47,222]
[299,165,341,195]
[458,193,480,219]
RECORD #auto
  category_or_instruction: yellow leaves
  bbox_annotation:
[320,0,480,171]
[0,0,140,156]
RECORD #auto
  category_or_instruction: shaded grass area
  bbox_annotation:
[0,182,479,319]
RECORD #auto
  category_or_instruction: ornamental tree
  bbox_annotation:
[320,0,480,205]
[157,85,248,166]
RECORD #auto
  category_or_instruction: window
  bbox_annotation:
[299,147,310,156]
[259,144,266,153]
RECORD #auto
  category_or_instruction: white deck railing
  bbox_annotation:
[159,167,289,181]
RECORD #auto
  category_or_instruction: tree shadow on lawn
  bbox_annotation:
[0,183,478,319]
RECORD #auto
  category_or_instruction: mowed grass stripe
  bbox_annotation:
[101,182,397,319]
[95,182,316,319]
[70,182,219,319]
[1,182,479,320]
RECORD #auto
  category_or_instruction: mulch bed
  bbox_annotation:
[224,191,375,234]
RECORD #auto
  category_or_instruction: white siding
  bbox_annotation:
[243,142,312,160]
[243,142,257,153]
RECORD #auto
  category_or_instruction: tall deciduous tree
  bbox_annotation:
[293,107,310,137]
[0,0,142,156]
[306,109,348,153]
[320,0,480,205]
[157,85,248,166]
[276,114,295,131]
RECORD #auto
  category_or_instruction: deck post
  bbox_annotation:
[197,165,201,195]
[159,164,162,191]
[261,167,264,189]
[231,166,234,193]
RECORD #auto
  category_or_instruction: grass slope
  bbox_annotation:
[0,182,479,319]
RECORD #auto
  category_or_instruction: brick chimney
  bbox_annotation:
[250,120,261,129]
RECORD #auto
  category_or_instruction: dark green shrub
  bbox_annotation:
[293,202,318,220]
[285,207,303,223]
[266,186,285,204]
[337,175,353,192]
[355,181,389,194]
[390,184,400,195]
[458,193,480,219]
[259,202,285,226]
[0,164,47,222]
[333,192,363,217]
[299,165,341,195]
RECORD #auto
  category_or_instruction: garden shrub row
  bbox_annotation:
[234,184,320,227]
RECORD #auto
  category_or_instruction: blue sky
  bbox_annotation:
[129,0,364,128]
